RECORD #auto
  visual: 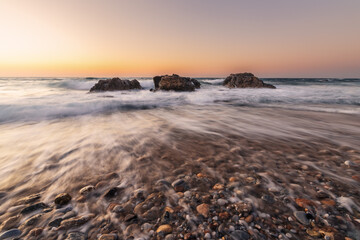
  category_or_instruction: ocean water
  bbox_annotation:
[0,77,359,123]
[0,77,360,239]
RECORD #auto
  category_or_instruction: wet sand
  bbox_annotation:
[0,105,359,239]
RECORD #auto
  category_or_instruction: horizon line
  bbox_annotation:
[1,76,360,79]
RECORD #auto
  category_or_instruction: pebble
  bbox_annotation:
[104,172,119,180]
[232,215,239,222]
[20,202,47,215]
[54,193,72,206]
[98,234,117,240]
[229,177,237,182]
[141,223,153,231]
[24,213,43,226]
[184,191,191,198]
[306,229,321,237]
[230,230,250,240]
[295,198,315,208]
[0,216,19,231]
[65,232,86,240]
[196,203,210,217]
[0,229,22,240]
[79,185,94,196]
[29,228,43,237]
[352,175,360,182]
[16,193,41,205]
[59,214,94,230]
[245,215,253,223]
[172,179,187,192]
[103,187,120,198]
[49,217,63,227]
[212,183,224,190]
[294,211,309,225]
[246,177,255,183]
[321,199,336,207]
[204,233,211,239]
[344,160,355,166]
[124,223,139,236]
[219,212,230,220]
[217,199,228,206]
[0,192,6,199]
[156,224,172,234]
[76,195,86,203]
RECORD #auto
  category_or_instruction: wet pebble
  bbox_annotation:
[294,211,309,225]
[230,230,250,240]
[156,224,172,234]
[172,179,187,192]
[196,203,210,217]
[217,199,228,206]
[99,233,117,240]
[58,214,94,230]
[245,214,253,223]
[28,228,43,237]
[55,193,72,206]
[0,216,19,231]
[104,187,121,199]
[124,223,140,237]
[20,202,47,215]
[213,183,224,190]
[65,232,86,240]
[79,185,94,196]
[49,217,63,227]
[0,192,6,199]
[204,233,211,239]
[219,212,230,220]
[344,160,355,167]
[16,193,41,205]
[23,213,43,226]
[0,229,22,240]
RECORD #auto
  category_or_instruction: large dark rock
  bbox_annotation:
[153,76,162,89]
[191,79,201,89]
[152,74,200,91]
[90,78,142,92]
[223,73,275,89]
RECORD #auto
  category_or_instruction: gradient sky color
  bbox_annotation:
[0,0,360,77]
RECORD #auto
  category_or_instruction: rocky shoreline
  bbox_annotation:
[0,107,359,240]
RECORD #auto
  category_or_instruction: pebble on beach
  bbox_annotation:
[54,193,72,206]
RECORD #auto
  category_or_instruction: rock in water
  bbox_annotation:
[89,78,142,92]
[153,76,162,89]
[153,74,200,91]
[191,79,201,89]
[223,73,276,89]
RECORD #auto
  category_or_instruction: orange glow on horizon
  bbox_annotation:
[0,1,359,78]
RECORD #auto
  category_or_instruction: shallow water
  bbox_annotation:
[0,78,360,239]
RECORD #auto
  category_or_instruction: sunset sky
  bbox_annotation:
[0,0,359,78]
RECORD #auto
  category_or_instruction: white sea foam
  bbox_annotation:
[0,78,359,123]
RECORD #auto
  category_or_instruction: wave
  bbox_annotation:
[0,84,359,123]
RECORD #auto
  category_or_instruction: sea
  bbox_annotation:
[0,77,359,239]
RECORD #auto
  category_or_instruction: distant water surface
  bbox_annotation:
[0,77,359,123]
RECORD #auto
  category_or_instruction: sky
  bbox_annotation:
[0,0,359,78]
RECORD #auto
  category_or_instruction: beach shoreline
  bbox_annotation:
[0,105,359,239]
